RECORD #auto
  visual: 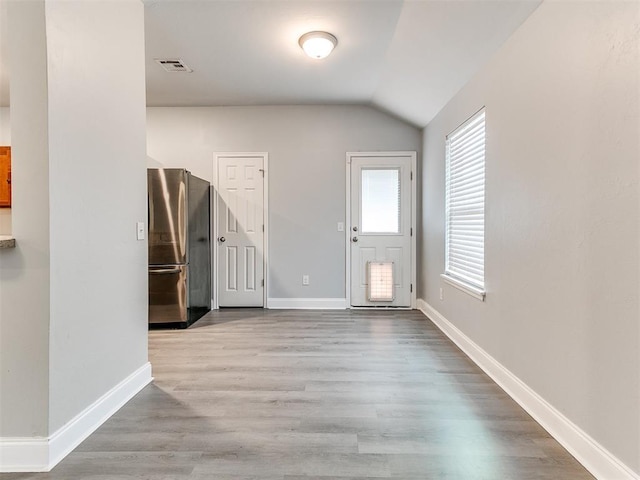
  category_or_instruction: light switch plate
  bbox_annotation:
[136,222,145,241]
[337,222,344,232]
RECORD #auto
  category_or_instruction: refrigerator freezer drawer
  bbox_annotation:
[149,265,187,324]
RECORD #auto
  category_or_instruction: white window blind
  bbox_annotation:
[445,109,485,291]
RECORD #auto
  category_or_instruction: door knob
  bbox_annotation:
[218,236,226,243]
[352,236,358,243]
[352,226,358,232]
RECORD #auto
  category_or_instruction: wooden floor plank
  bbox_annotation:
[4,309,594,479]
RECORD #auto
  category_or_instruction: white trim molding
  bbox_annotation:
[416,299,639,480]
[0,362,152,473]
[0,438,49,473]
[267,298,347,310]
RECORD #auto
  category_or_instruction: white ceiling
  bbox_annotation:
[144,0,404,107]
[1,0,542,128]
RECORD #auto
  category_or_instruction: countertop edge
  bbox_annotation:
[0,236,16,249]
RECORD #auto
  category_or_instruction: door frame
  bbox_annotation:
[212,152,269,309]
[345,151,417,309]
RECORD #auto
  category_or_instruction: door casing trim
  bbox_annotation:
[345,151,417,309]
[212,152,269,309]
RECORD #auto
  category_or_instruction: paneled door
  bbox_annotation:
[348,152,416,308]
[215,153,266,307]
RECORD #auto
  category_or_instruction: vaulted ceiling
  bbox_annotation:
[1,0,541,128]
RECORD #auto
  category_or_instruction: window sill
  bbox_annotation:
[441,274,485,301]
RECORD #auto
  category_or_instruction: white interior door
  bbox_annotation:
[216,154,266,307]
[349,153,415,308]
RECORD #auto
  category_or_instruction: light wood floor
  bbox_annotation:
[5,309,594,479]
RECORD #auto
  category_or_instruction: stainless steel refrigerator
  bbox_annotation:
[148,169,211,328]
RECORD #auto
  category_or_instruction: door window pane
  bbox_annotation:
[361,168,400,233]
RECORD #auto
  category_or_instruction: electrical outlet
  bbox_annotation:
[439,288,444,301]
[302,275,310,286]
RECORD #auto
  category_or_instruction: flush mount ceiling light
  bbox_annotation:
[298,31,338,59]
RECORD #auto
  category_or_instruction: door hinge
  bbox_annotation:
[261,279,264,287]
[259,168,265,177]
[410,284,413,293]
[410,171,413,181]
[410,227,413,237]
[262,224,265,232]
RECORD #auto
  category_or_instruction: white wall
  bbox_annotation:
[0,107,9,143]
[0,107,11,234]
[0,210,12,235]
[1,0,149,445]
[1,0,51,437]
[45,0,149,433]
[146,105,421,301]
[420,1,639,475]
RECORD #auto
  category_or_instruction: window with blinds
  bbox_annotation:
[445,108,485,294]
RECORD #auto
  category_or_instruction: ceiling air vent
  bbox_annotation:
[155,59,192,73]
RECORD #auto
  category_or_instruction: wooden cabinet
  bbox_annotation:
[0,147,10,208]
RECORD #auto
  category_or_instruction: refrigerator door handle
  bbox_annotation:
[149,267,182,274]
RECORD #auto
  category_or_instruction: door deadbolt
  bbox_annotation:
[352,226,358,232]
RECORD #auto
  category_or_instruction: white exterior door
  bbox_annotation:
[349,153,415,308]
[216,153,266,307]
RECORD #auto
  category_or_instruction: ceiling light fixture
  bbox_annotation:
[298,31,337,59]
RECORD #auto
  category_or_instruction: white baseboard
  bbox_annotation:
[416,299,638,480]
[0,438,49,472]
[0,362,152,473]
[267,298,347,309]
